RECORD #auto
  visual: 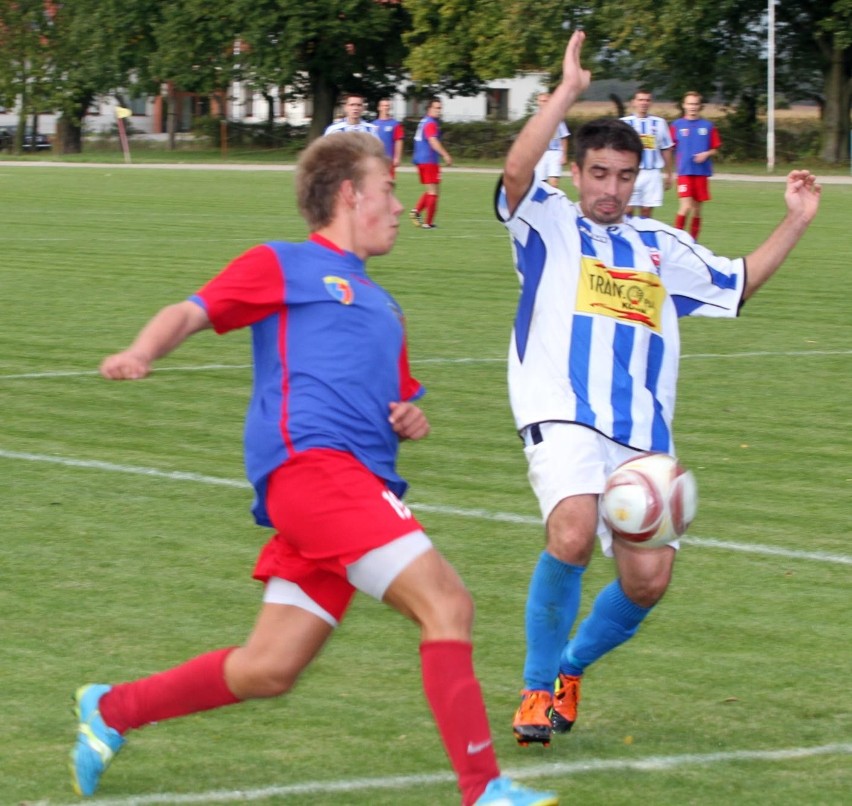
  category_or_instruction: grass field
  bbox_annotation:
[1,163,850,805]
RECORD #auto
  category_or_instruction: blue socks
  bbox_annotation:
[560,579,652,676]
[523,552,585,691]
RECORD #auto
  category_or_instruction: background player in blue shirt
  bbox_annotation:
[670,91,722,241]
[375,97,404,177]
[410,98,453,229]
[70,132,557,806]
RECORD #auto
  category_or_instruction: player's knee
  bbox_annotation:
[545,498,598,566]
[620,574,670,608]
[227,649,304,699]
[245,662,302,698]
[418,583,475,638]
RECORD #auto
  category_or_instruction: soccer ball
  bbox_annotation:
[601,452,698,549]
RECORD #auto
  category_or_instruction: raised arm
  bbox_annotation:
[100,300,212,380]
[503,30,591,215]
[742,170,821,300]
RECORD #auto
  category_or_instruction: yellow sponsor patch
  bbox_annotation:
[640,133,657,150]
[576,256,665,332]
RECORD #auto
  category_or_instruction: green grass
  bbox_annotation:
[1,165,850,805]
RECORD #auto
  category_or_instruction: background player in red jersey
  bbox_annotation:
[670,91,722,241]
[70,132,557,806]
[410,98,453,229]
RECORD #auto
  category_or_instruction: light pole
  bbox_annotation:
[767,0,775,172]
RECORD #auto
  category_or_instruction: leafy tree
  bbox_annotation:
[236,0,410,140]
[39,0,157,153]
[145,0,242,149]
[0,0,53,151]
[776,0,852,163]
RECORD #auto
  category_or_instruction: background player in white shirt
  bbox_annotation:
[498,30,821,748]
[620,88,673,217]
[323,93,379,137]
[534,92,570,188]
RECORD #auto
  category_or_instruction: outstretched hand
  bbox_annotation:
[100,351,152,380]
[562,29,591,98]
[784,170,821,224]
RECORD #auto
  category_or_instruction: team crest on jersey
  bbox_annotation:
[323,275,354,305]
[576,257,665,333]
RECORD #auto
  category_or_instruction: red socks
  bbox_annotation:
[690,216,702,240]
[420,641,499,806]
[99,647,240,734]
[425,193,438,225]
[98,641,499,805]
[674,213,686,230]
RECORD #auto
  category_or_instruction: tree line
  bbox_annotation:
[0,0,848,162]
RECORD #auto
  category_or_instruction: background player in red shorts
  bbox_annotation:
[411,98,453,229]
[670,91,721,241]
[69,133,557,806]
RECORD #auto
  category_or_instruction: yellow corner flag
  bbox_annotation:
[115,106,132,119]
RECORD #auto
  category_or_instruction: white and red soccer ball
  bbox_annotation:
[601,452,698,548]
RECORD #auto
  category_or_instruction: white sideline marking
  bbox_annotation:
[46,742,852,805]
[0,349,850,381]
[1,449,850,567]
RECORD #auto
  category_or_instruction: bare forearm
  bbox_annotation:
[130,302,209,360]
[101,301,211,379]
[505,83,579,189]
[504,30,589,213]
[743,215,810,299]
[742,170,821,299]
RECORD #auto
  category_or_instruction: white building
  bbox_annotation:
[0,73,551,140]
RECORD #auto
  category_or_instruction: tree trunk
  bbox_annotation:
[819,43,851,163]
[55,94,92,154]
[167,83,178,151]
[308,70,337,141]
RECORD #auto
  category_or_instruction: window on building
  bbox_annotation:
[405,98,429,118]
[128,95,147,116]
[242,86,254,118]
[486,88,509,121]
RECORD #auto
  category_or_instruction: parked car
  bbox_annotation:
[0,125,51,151]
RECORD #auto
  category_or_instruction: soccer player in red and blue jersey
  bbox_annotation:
[410,98,453,229]
[375,97,404,177]
[670,91,722,241]
[70,133,557,806]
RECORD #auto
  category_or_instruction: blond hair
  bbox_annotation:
[296,133,389,230]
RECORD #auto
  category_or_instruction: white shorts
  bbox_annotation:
[535,149,564,180]
[629,169,665,208]
[522,422,679,557]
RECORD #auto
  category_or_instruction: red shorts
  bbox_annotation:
[253,449,424,620]
[417,163,441,185]
[677,175,712,202]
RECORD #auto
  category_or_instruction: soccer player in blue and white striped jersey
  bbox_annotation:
[620,88,674,217]
[323,94,379,138]
[498,30,822,748]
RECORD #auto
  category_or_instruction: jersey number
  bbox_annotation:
[382,490,412,520]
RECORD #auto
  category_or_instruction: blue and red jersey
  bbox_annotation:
[413,116,441,165]
[375,118,404,159]
[670,117,721,176]
[190,234,424,527]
